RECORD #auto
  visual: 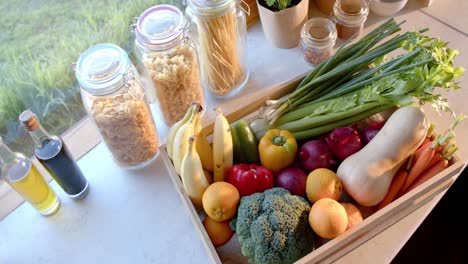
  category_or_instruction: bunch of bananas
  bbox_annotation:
[166,103,233,206]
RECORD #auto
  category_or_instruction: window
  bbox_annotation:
[0,0,181,156]
[0,0,181,219]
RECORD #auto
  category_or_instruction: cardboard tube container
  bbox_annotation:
[257,0,309,49]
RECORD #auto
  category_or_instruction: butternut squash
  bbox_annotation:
[337,106,429,206]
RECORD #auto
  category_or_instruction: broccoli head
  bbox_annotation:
[230,187,315,264]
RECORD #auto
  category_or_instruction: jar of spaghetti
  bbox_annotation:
[132,5,205,126]
[333,0,369,41]
[300,18,337,66]
[75,43,159,169]
[185,0,249,97]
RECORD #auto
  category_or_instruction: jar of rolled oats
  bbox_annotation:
[75,43,159,169]
[132,4,205,126]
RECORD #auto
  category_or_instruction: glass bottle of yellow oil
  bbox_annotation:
[0,136,60,216]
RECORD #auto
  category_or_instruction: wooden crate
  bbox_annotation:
[160,75,466,264]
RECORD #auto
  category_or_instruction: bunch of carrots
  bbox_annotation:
[377,114,465,210]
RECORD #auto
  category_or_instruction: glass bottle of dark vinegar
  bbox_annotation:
[19,110,89,199]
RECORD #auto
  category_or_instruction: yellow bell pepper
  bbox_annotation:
[258,129,297,173]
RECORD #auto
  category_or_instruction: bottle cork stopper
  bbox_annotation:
[19,110,39,131]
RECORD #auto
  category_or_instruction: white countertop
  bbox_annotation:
[1,1,467,263]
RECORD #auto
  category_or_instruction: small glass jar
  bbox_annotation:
[75,43,159,169]
[300,18,337,66]
[132,5,205,126]
[333,0,369,41]
[185,0,249,97]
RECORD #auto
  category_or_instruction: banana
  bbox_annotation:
[181,136,210,208]
[167,103,198,159]
[212,106,233,182]
[195,114,214,172]
[173,104,201,175]
[203,169,213,184]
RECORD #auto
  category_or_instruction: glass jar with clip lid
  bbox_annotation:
[131,4,205,126]
[74,43,159,169]
[185,0,250,97]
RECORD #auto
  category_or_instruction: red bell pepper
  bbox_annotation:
[226,163,274,197]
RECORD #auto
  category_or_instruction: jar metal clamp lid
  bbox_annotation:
[73,43,142,100]
[130,5,188,50]
[187,0,250,16]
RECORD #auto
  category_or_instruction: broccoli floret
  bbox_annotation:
[231,187,315,264]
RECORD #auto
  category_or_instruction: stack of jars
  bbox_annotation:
[74,1,250,169]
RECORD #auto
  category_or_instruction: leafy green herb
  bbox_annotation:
[265,0,292,11]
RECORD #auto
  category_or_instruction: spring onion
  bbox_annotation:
[252,18,464,140]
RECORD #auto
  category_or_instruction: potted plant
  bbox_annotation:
[257,0,309,48]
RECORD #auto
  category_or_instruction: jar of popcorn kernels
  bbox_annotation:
[75,43,159,169]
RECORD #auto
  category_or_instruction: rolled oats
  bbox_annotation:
[90,80,159,167]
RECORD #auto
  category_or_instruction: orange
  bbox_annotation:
[309,198,348,239]
[306,168,342,203]
[341,202,363,231]
[203,216,234,247]
[202,182,240,222]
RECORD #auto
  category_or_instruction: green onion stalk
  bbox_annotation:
[250,18,464,140]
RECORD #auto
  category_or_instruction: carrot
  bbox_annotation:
[426,152,444,169]
[412,140,433,163]
[400,143,435,193]
[405,159,449,193]
[377,170,408,210]
[420,137,431,148]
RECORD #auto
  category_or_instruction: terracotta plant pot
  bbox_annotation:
[257,0,309,49]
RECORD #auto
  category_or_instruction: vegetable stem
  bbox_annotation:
[316,58,433,102]
[272,136,286,146]
[431,134,443,149]
[277,102,384,132]
[292,104,393,140]
[441,143,455,156]
[444,146,458,160]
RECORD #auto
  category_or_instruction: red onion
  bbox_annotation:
[325,126,363,161]
[362,121,386,144]
[299,140,336,172]
[275,167,308,197]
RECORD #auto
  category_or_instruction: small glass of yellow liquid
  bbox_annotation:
[1,137,60,216]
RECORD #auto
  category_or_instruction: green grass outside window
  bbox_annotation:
[0,0,179,155]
